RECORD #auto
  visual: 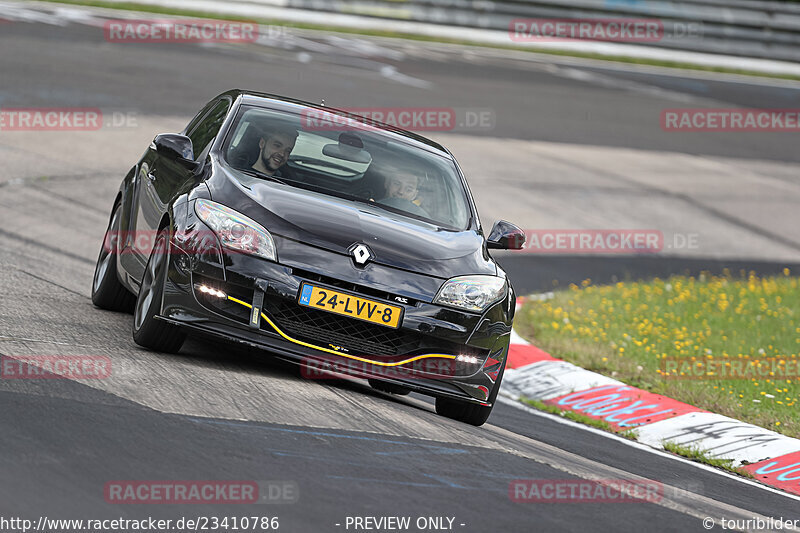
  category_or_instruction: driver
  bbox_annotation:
[379,166,430,218]
[385,171,420,202]
[252,124,298,177]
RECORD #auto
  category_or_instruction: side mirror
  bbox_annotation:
[487,220,526,250]
[154,134,199,171]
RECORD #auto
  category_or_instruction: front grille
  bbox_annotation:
[263,298,488,366]
[264,299,418,357]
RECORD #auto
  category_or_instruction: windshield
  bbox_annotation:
[222,106,472,230]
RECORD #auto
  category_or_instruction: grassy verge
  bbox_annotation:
[663,441,754,478]
[516,271,800,438]
[522,398,639,440]
[35,0,800,82]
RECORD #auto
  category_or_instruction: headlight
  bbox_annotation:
[194,199,277,262]
[434,275,507,312]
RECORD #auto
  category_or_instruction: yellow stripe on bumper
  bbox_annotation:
[227,296,456,367]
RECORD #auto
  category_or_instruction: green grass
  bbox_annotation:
[663,441,754,478]
[522,397,639,440]
[515,271,800,438]
[36,0,800,82]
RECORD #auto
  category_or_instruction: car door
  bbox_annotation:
[126,97,231,284]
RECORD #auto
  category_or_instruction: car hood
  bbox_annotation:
[206,166,497,279]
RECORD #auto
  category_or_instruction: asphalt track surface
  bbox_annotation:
[1,4,800,532]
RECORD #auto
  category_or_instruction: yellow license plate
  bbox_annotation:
[297,283,403,329]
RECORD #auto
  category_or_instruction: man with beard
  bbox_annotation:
[252,123,298,178]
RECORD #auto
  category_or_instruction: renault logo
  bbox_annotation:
[349,243,374,267]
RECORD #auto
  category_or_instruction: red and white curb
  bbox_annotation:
[500,297,800,497]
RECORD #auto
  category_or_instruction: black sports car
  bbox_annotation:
[91,90,525,426]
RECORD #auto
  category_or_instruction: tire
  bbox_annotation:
[92,204,136,312]
[435,361,506,426]
[368,378,411,396]
[132,230,186,353]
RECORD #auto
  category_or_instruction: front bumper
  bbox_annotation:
[160,220,512,405]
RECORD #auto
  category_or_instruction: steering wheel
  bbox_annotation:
[350,185,375,200]
[378,197,430,218]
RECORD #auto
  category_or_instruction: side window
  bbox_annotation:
[186,99,231,161]
[182,99,217,136]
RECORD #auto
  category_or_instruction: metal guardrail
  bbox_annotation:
[283,0,800,62]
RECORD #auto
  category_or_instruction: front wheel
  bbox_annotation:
[132,230,186,353]
[435,362,506,426]
[91,204,136,312]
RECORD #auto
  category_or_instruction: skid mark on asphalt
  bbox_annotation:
[0,335,92,347]
[326,476,444,489]
[13,267,87,298]
[267,450,529,493]
[27,184,110,217]
[269,450,472,479]
[272,448,531,489]
[0,227,94,265]
[190,418,473,453]
[373,448,468,456]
